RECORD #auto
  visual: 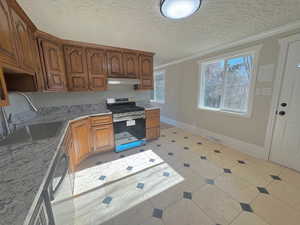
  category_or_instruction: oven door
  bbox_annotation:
[114,118,146,152]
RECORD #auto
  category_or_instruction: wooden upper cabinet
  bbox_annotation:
[64,45,89,91]
[71,118,91,162]
[107,50,123,77]
[0,67,9,106]
[139,54,154,89]
[40,40,67,91]
[86,48,107,91]
[123,52,139,78]
[0,0,18,66]
[11,9,35,72]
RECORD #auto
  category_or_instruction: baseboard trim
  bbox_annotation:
[161,116,268,160]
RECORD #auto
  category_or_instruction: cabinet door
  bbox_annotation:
[11,9,35,72]
[91,124,114,152]
[0,67,9,106]
[64,45,88,91]
[0,0,17,66]
[107,50,123,77]
[86,48,107,91]
[123,52,138,78]
[146,127,160,140]
[41,40,67,91]
[71,118,91,162]
[139,55,153,89]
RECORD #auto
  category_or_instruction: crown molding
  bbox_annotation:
[155,20,300,70]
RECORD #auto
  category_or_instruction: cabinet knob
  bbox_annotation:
[278,111,286,116]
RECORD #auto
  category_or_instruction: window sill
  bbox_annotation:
[150,100,165,104]
[197,106,252,118]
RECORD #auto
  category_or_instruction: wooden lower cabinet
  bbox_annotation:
[146,127,160,140]
[66,115,114,170]
[146,109,160,140]
[91,124,114,153]
[70,118,91,162]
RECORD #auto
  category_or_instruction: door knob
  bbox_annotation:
[278,111,286,116]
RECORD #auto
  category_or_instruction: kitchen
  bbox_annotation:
[2,1,300,225]
[0,1,163,224]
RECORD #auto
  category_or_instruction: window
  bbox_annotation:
[151,70,165,103]
[198,51,257,117]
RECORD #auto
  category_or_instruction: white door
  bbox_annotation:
[270,39,300,171]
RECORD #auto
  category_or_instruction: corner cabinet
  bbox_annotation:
[146,109,160,140]
[0,0,18,66]
[86,48,108,91]
[138,55,154,90]
[38,39,67,91]
[64,45,89,91]
[10,8,35,72]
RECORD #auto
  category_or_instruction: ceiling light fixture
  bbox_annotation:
[160,0,202,19]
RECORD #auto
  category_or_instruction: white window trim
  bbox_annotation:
[151,69,166,104]
[197,45,262,118]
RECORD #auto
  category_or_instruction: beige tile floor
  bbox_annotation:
[76,124,300,225]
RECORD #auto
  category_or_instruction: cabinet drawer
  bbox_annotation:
[90,115,112,126]
[146,109,160,118]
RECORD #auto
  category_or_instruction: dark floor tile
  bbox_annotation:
[168,152,174,156]
[95,161,103,165]
[214,150,221,153]
[157,144,161,147]
[257,187,269,194]
[197,142,202,145]
[184,147,189,150]
[184,136,189,139]
[99,175,106,181]
[102,196,113,205]
[163,172,170,177]
[270,175,282,180]
[200,156,207,160]
[152,208,163,219]
[161,134,166,137]
[240,203,253,212]
[139,149,145,152]
[238,160,246,164]
[205,178,215,185]
[120,155,125,158]
[171,140,176,143]
[149,158,156,162]
[173,131,177,134]
[127,166,133,171]
[183,192,192,200]
[136,183,145,189]
[183,163,190,167]
[223,168,232,174]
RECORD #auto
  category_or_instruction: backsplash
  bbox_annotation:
[27,85,151,108]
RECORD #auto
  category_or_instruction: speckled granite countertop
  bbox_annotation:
[0,102,159,225]
[0,103,112,225]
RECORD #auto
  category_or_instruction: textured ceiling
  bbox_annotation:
[17,0,300,66]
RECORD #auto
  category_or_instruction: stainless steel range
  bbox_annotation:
[106,98,146,152]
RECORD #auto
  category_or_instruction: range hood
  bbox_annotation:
[108,78,140,85]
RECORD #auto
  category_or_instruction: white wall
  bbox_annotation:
[154,29,300,150]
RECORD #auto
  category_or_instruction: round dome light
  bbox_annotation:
[160,0,202,19]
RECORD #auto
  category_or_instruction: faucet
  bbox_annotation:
[16,92,38,112]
